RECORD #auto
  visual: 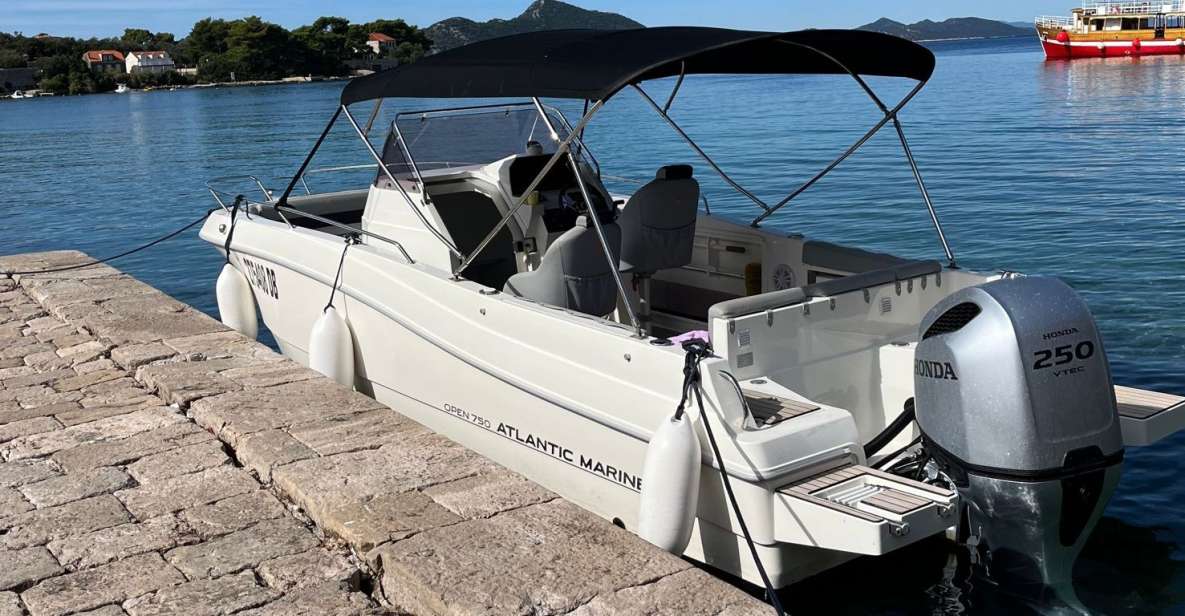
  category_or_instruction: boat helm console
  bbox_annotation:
[199,26,1185,612]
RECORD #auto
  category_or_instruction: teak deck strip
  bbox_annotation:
[743,390,821,427]
[1115,385,1185,421]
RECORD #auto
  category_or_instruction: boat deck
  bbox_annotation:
[1115,385,1185,446]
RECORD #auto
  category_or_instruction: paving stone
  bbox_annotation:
[189,380,384,447]
[235,580,378,616]
[178,490,287,540]
[75,358,117,375]
[135,360,245,407]
[256,548,359,593]
[1,495,132,549]
[115,465,258,520]
[219,362,320,389]
[370,500,690,616]
[125,441,228,483]
[40,332,90,349]
[10,388,82,409]
[422,470,556,520]
[0,592,21,616]
[321,492,460,553]
[287,409,418,456]
[0,546,63,591]
[20,552,185,616]
[54,399,161,428]
[55,341,108,362]
[47,515,198,571]
[0,488,33,516]
[0,417,61,444]
[0,401,82,426]
[23,317,63,334]
[52,423,213,472]
[19,467,135,509]
[51,369,124,394]
[165,517,320,580]
[0,366,35,380]
[162,331,281,363]
[272,434,494,529]
[123,571,279,616]
[0,358,24,370]
[233,430,316,482]
[21,350,72,371]
[570,568,769,616]
[2,408,186,461]
[82,294,226,347]
[0,460,59,489]
[0,369,74,391]
[110,343,177,371]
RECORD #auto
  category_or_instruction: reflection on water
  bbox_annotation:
[2,34,1185,615]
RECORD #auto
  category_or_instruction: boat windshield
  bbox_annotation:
[376,104,581,182]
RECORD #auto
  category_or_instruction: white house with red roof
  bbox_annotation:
[366,32,397,55]
[126,51,176,74]
[82,50,125,73]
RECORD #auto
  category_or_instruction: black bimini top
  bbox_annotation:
[340,27,935,105]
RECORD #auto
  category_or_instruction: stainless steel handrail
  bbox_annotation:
[341,104,463,258]
[272,205,414,264]
[206,175,272,208]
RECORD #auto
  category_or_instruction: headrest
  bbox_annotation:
[655,165,693,181]
[575,215,589,228]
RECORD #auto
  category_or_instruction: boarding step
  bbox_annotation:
[1116,385,1185,446]
[775,464,956,555]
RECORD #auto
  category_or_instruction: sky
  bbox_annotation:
[0,0,1074,39]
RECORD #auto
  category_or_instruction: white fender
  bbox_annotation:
[215,263,258,340]
[637,411,701,554]
[309,306,355,388]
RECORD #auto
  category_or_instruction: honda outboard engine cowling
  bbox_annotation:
[914,276,1123,598]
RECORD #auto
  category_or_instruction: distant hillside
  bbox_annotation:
[426,0,643,52]
[1009,21,1036,29]
[858,17,1030,41]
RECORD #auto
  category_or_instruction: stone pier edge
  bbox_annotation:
[2,251,768,616]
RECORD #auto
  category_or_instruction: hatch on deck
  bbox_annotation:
[776,464,957,555]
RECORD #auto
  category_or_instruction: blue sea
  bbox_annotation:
[2,35,1183,614]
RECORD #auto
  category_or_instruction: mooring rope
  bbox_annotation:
[678,340,788,616]
[324,233,360,312]
[3,207,224,278]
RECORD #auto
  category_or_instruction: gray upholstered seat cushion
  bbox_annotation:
[618,166,699,275]
[504,217,622,317]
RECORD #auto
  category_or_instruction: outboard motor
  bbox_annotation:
[913,276,1123,601]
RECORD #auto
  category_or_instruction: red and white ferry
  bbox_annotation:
[1037,1,1185,59]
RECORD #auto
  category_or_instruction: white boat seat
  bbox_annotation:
[504,216,622,317]
[617,165,699,275]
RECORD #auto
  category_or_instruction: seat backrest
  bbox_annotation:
[618,165,699,275]
[504,216,622,316]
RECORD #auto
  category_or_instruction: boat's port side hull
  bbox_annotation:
[1039,33,1185,59]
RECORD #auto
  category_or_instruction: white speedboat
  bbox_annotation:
[200,28,1185,608]
[115,83,130,94]
[9,90,32,100]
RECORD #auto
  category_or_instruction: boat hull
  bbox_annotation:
[1041,36,1185,60]
[198,208,870,588]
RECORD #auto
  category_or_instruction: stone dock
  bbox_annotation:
[0,251,768,616]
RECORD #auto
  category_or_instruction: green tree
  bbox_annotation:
[0,48,25,68]
[122,28,154,49]
[291,16,352,75]
[222,16,292,80]
[351,19,432,63]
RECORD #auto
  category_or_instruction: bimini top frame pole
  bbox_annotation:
[633,42,957,268]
